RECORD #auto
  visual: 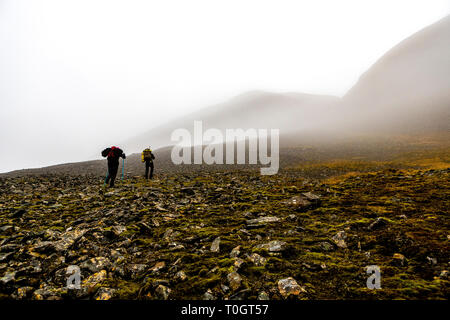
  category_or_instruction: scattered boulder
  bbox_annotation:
[203,289,216,300]
[129,264,148,279]
[392,253,407,267]
[331,231,347,248]
[151,261,166,274]
[230,246,241,258]
[0,271,16,285]
[174,270,187,282]
[258,291,269,300]
[302,192,321,201]
[248,253,267,266]
[54,228,87,252]
[155,285,171,300]
[246,216,280,228]
[256,240,287,252]
[210,237,221,252]
[95,287,116,300]
[80,257,111,273]
[16,286,34,299]
[227,272,242,291]
[283,193,320,212]
[83,270,107,289]
[316,241,335,252]
[233,258,245,270]
[426,256,437,265]
[438,270,448,280]
[278,277,306,298]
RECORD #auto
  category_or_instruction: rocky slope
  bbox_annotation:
[0,154,448,300]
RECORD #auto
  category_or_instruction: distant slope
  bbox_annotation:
[123,91,339,154]
[336,15,450,133]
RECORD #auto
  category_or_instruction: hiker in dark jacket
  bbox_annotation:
[101,146,126,187]
[141,147,155,179]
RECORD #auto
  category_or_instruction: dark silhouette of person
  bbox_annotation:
[141,147,155,179]
[101,146,126,187]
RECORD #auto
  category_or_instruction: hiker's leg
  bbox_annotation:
[106,164,112,184]
[150,163,154,179]
[109,165,119,187]
[145,163,149,179]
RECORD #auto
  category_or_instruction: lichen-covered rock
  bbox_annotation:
[248,253,267,266]
[151,261,165,273]
[255,240,287,252]
[278,277,306,298]
[392,253,407,267]
[83,270,107,289]
[257,291,269,300]
[155,285,171,300]
[332,231,347,248]
[16,286,34,299]
[210,237,221,252]
[283,196,312,212]
[227,271,242,291]
[95,287,116,300]
[230,246,241,258]
[246,216,280,227]
[80,257,111,273]
[174,270,187,281]
[203,289,216,300]
[0,272,16,285]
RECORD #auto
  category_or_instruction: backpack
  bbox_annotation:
[142,148,153,162]
[108,146,118,158]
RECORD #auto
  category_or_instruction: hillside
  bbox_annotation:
[123,91,339,155]
[0,151,448,300]
[336,15,450,134]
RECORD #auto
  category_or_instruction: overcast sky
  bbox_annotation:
[0,0,449,173]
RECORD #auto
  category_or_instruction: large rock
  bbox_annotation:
[155,285,171,300]
[95,287,116,300]
[210,237,221,252]
[80,257,111,273]
[227,272,242,291]
[230,246,241,258]
[83,270,107,289]
[248,253,267,266]
[54,228,87,252]
[283,196,315,212]
[278,277,306,298]
[246,216,280,228]
[331,231,347,248]
[255,240,287,252]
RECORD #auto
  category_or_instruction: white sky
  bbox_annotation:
[0,0,449,173]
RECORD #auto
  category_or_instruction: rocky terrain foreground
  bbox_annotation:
[0,160,449,300]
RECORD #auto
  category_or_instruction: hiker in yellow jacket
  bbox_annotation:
[142,147,155,179]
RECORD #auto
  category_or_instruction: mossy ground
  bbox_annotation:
[0,148,449,300]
